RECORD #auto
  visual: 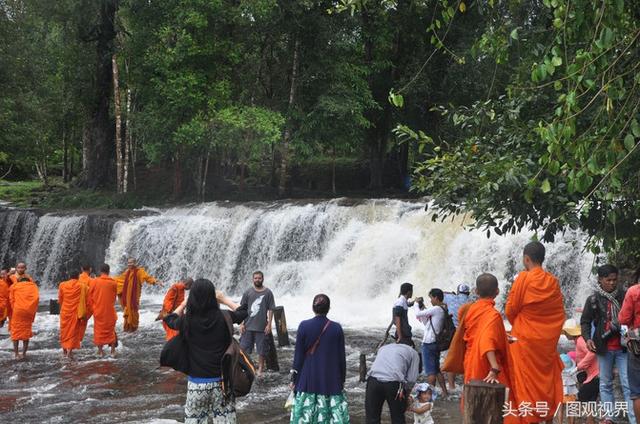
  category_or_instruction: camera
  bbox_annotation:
[601,322,620,340]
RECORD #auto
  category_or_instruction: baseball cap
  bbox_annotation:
[457,283,470,294]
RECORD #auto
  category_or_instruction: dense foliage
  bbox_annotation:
[1,0,639,261]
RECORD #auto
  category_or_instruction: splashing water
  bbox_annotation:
[101,199,594,328]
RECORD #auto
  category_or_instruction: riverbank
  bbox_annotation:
[0,178,415,211]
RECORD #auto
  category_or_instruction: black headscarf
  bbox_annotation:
[183,278,220,338]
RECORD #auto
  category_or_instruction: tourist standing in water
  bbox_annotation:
[58,271,84,358]
[413,288,449,397]
[619,267,640,421]
[0,267,9,327]
[581,264,635,423]
[90,264,119,356]
[163,279,247,424]
[365,339,420,424]
[239,270,276,376]
[393,283,414,346]
[115,258,160,333]
[289,294,349,424]
[506,241,565,424]
[158,277,193,340]
[9,269,39,359]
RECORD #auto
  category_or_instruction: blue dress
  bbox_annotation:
[290,315,350,423]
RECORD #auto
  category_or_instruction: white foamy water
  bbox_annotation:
[99,199,595,328]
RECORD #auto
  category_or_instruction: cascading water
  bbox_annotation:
[104,199,595,327]
[25,215,88,285]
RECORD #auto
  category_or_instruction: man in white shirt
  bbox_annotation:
[414,288,448,397]
[365,341,420,423]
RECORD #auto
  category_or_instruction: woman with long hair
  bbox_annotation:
[164,278,247,424]
[289,294,349,423]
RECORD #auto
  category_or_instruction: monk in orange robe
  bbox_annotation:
[115,258,159,333]
[506,241,565,423]
[157,278,193,340]
[9,262,34,285]
[0,267,10,327]
[9,272,39,359]
[76,264,93,346]
[58,271,83,358]
[463,273,519,423]
[90,264,118,356]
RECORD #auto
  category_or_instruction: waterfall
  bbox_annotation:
[0,201,596,327]
[0,209,119,285]
[104,199,595,327]
[25,215,88,285]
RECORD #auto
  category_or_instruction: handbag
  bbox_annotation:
[160,325,190,374]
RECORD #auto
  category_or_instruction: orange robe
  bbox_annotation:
[58,279,82,350]
[89,275,118,346]
[161,283,186,340]
[463,298,519,423]
[506,267,565,423]
[9,273,34,285]
[0,278,9,323]
[76,272,93,345]
[115,267,157,332]
[8,280,39,341]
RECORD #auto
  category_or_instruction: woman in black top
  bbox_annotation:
[164,279,247,424]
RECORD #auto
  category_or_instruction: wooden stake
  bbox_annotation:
[463,380,506,424]
[273,306,290,347]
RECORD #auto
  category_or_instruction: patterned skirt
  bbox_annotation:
[185,380,236,424]
[290,391,350,424]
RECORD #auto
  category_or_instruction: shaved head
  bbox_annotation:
[184,277,194,290]
[476,273,499,298]
[523,241,545,265]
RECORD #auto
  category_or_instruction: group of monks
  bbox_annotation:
[446,241,566,423]
[0,258,174,359]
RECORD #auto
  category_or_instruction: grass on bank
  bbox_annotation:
[0,178,154,209]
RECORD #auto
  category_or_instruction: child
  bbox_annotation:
[559,353,578,424]
[410,383,434,424]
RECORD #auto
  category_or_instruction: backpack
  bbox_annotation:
[430,305,456,351]
[221,311,256,399]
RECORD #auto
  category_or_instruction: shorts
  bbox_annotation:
[628,350,640,399]
[240,330,266,356]
[422,342,440,376]
[577,377,600,402]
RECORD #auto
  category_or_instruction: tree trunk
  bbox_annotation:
[332,144,337,195]
[123,88,131,193]
[239,162,246,192]
[278,37,300,197]
[201,152,210,201]
[62,125,69,183]
[78,0,117,189]
[173,154,182,200]
[112,53,123,193]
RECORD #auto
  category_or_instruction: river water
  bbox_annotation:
[0,199,597,422]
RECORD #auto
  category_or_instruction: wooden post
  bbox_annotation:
[463,380,506,424]
[359,353,367,382]
[49,299,60,315]
[265,332,280,371]
[273,306,290,347]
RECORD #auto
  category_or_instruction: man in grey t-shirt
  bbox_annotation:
[239,270,276,375]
